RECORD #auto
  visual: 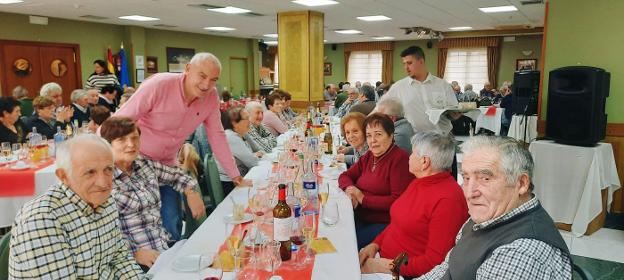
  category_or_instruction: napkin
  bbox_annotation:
[485,106,497,116]
[310,237,337,254]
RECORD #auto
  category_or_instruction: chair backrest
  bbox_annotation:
[572,263,593,280]
[203,153,224,206]
[0,233,12,280]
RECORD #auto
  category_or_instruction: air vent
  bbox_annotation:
[80,15,108,20]
[153,24,177,28]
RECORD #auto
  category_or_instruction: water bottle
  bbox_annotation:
[52,127,65,156]
[302,160,318,213]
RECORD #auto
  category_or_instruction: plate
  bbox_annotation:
[172,254,214,272]
[223,213,253,224]
[10,164,30,170]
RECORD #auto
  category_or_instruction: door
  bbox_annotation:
[1,44,42,98]
[39,46,79,105]
[229,57,248,97]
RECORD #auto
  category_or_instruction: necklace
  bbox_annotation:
[372,145,394,172]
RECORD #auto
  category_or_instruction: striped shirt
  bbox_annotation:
[86,74,120,92]
[113,155,197,254]
[9,183,143,279]
[245,123,277,153]
[416,197,572,280]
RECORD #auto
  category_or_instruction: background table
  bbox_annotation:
[0,163,58,227]
[475,107,504,135]
[508,115,538,143]
[529,140,621,236]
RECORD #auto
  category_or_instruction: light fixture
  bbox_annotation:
[402,27,444,40]
[264,41,278,45]
[207,6,251,14]
[264,34,278,38]
[291,0,339,7]
[0,0,23,4]
[323,40,328,43]
[357,15,391,22]
[479,5,518,13]
[448,26,472,31]
[118,15,160,21]
[204,26,236,31]
[372,36,394,40]
[335,29,362,34]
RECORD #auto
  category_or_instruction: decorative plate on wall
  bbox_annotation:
[13,58,32,77]
[50,59,68,77]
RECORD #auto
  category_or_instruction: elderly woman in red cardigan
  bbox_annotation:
[358,131,468,278]
[338,113,415,249]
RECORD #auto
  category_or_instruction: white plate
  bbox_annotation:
[223,213,253,224]
[10,164,30,170]
[171,254,214,272]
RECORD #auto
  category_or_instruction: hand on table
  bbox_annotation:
[255,151,264,158]
[335,154,345,163]
[337,145,348,154]
[233,176,253,187]
[361,257,393,274]
[358,243,379,266]
[185,188,206,219]
[135,248,160,267]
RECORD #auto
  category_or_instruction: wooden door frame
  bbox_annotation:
[0,39,82,96]
[229,56,249,96]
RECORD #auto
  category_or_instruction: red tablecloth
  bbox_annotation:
[0,159,55,197]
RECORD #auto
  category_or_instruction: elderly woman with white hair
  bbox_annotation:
[375,98,415,154]
[244,101,277,153]
[70,89,91,125]
[463,84,478,101]
[40,82,73,123]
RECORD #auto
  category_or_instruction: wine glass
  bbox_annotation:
[11,143,22,161]
[301,211,317,265]
[318,182,330,207]
[290,215,306,269]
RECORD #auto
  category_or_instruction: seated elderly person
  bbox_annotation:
[39,82,73,122]
[277,90,297,121]
[9,134,143,279]
[87,105,111,133]
[24,96,69,138]
[479,82,495,98]
[100,117,206,270]
[262,93,288,136]
[375,98,415,154]
[335,87,360,118]
[245,101,277,153]
[359,131,468,278]
[337,112,368,166]
[349,85,377,116]
[463,84,478,101]
[12,86,33,117]
[417,136,571,279]
[0,97,25,144]
[339,113,414,249]
[87,88,100,106]
[70,89,91,125]
[219,106,261,195]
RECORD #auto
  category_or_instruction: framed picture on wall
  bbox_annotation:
[324,62,332,76]
[146,56,158,73]
[516,59,537,71]
[166,47,195,73]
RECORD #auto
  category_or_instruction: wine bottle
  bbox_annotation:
[273,183,292,261]
[323,125,333,154]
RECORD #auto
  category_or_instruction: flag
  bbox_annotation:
[106,47,115,74]
[118,43,131,87]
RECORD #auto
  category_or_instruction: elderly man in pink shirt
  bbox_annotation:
[115,52,247,240]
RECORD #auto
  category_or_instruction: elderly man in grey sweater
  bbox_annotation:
[376,98,415,154]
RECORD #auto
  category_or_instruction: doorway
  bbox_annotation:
[229,57,249,97]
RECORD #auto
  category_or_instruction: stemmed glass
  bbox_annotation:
[300,211,317,265]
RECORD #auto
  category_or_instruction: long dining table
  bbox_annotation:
[151,130,362,280]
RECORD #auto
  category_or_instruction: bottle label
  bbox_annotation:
[273,217,293,241]
[303,181,316,190]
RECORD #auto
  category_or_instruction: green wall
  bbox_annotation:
[498,35,542,85]
[543,0,623,122]
[323,43,346,85]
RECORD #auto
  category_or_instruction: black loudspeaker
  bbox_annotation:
[512,70,540,115]
[426,40,433,49]
[258,41,268,53]
[331,44,337,51]
[546,66,610,146]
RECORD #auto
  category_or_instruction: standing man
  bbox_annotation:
[377,46,458,134]
[114,52,247,240]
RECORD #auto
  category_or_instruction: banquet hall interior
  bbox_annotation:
[0,0,623,279]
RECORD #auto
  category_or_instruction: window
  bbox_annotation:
[443,48,488,91]
[347,51,382,85]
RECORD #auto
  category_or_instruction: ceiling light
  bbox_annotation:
[264,34,278,38]
[479,5,518,13]
[207,6,251,14]
[357,15,391,22]
[118,15,159,21]
[204,26,236,31]
[448,26,472,31]
[292,0,339,7]
[372,36,394,40]
[323,40,328,43]
[0,0,23,4]
[265,41,278,45]
[335,29,362,34]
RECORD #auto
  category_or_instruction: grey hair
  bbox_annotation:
[341,84,350,91]
[245,101,264,112]
[410,131,456,171]
[464,84,473,91]
[56,134,113,177]
[40,82,62,96]
[462,136,534,191]
[360,85,376,101]
[12,86,28,99]
[377,98,404,118]
[70,89,88,103]
[190,52,222,70]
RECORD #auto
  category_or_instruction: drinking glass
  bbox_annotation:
[301,211,316,265]
[234,249,258,280]
[265,240,282,276]
[1,142,10,158]
[321,201,339,226]
[318,182,330,207]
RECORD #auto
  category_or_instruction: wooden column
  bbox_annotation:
[277,11,324,108]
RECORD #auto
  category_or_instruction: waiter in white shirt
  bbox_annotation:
[377,46,460,133]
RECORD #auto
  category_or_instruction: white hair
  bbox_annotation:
[56,134,113,177]
[40,82,62,96]
[410,131,456,171]
[70,89,88,103]
[245,101,263,112]
[464,84,473,91]
[462,136,534,191]
[190,52,222,70]
[377,98,404,118]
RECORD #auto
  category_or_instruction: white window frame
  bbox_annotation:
[347,50,382,85]
[443,48,488,91]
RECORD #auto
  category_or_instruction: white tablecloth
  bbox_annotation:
[529,141,621,236]
[152,155,360,280]
[508,115,538,143]
[0,164,58,227]
[475,107,504,135]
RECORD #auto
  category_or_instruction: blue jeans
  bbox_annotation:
[355,219,388,250]
[160,185,182,241]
